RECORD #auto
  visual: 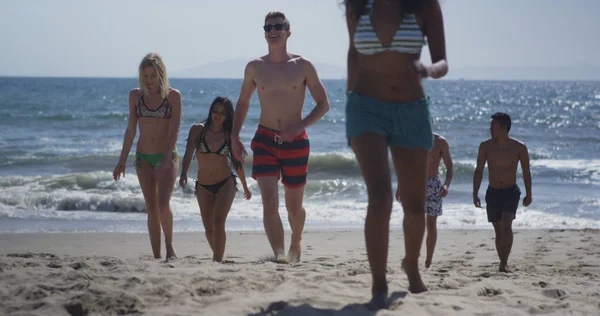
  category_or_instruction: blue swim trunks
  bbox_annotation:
[345,92,433,150]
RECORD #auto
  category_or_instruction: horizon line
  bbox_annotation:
[1,75,600,82]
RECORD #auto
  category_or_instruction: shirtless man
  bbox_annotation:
[231,11,330,263]
[398,126,453,268]
[473,112,532,272]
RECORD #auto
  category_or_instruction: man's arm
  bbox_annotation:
[440,138,454,189]
[519,143,532,206]
[232,62,257,140]
[472,142,487,206]
[299,58,330,130]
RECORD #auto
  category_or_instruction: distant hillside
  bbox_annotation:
[171,58,346,79]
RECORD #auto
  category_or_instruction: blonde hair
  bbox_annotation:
[138,53,169,99]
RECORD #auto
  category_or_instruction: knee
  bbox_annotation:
[214,214,227,228]
[501,223,513,234]
[285,197,304,216]
[402,198,425,216]
[286,206,305,217]
[427,218,437,231]
[367,188,393,214]
[204,224,215,235]
[158,204,171,214]
[146,206,160,216]
[261,192,278,208]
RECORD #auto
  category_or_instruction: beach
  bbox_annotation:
[1,228,599,315]
[1,78,599,315]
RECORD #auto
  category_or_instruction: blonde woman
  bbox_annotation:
[113,53,181,260]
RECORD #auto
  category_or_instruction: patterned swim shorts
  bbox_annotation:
[426,176,443,217]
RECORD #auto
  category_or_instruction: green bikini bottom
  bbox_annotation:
[134,150,179,168]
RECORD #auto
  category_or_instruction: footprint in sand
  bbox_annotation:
[542,289,567,299]
[69,262,89,270]
[47,262,62,268]
[477,286,503,297]
[194,287,221,296]
[7,253,58,259]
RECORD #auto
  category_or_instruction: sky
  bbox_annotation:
[1,0,599,79]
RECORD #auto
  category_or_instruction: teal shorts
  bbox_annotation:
[345,92,433,150]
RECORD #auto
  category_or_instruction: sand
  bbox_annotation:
[1,228,599,315]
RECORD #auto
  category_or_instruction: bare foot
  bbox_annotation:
[499,262,510,273]
[274,251,288,264]
[366,283,388,311]
[425,260,432,269]
[402,258,427,294]
[287,243,301,263]
[166,245,177,261]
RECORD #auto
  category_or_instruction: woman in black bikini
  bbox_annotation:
[179,96,252,262]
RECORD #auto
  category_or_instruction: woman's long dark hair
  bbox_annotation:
[199,96,242,170]
[344,0,435,19]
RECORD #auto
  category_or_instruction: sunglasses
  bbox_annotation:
[263,24,285,32]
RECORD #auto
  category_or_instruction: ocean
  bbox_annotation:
[0,77,599,233]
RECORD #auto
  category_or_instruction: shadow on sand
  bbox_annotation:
[248,291,407,316]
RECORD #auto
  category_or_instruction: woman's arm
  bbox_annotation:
[117,89,139,166]
[421,1,448,79]
[179,124,202,187]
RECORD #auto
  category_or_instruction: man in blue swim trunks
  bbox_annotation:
[473,112,533,272]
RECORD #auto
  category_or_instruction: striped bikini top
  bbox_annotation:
[353,0,426,55]
[137,96,172,119]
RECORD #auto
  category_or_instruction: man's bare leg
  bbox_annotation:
[499,213,514,272]
[284,186,305,263]
[257,177,286,261]
[492,221,504,270]
[425,215,438,268]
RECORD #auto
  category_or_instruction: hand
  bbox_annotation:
[113,163,125,181]
[395,187,402,203]
[231,137,248,163]
[280,123,303,142]
[473,195,481,208]
[243,187,252,200]
[179,174,188,188]
[411,61,430,78]
[523,195,532,207]
[440,185,449,198]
